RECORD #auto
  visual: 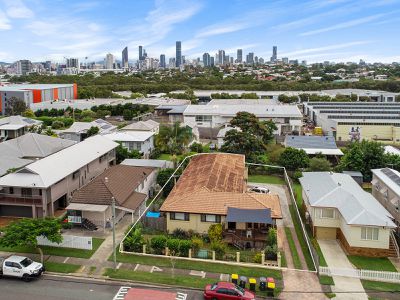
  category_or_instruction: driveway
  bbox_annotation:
[318,240,368,300]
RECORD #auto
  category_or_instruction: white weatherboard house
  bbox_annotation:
[300,172,398,257]
[103,131,155,158]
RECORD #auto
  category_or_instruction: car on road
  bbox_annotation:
[0,255,44,282]
[204,282,255,300]
[248,186,269,194]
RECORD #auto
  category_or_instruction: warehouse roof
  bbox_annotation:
[0,84,74,91]
[300,172,395,227]
[0,135,118,188]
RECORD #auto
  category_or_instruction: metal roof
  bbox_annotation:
[299,172,395,228]
[284,135,342,156]
[103,131,154,142]
[226,207,273,224]
[121,159,173,169]
[372,168,400,198]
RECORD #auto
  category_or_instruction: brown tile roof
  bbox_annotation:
[160,153,282,218]
[71,164,154,211]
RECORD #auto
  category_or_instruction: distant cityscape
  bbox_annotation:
[0,41,378,76]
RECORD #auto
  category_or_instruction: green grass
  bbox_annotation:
[288,205,315,271]
[104,269,281,297]
[319,275,335,285]
[158,153,173,160]
[248,174,285,185]
[325,293,336,298]
[0,238,105,259]
[280,251,287,268]
[114,252,282,279]
[348,256,398,272]
[44,262,81,273]
[311,237,328,267]
[293,183,303,208]
[284,227,302,269]
[361,280,400,292]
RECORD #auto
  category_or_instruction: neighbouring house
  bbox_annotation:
[283,135,343,157]
[0,135,118,218]
[121,159,174,169]
[384,145,400,156]
[0,116,42,142]
[160,153,282,249]
[371,168,400,237]
[0,133,76,177]
[120,119,159,134]
[58,119,117,142]
[154,105,188,124]
[103,131,155,158]
[66,164,157,230]
[300,172,398,257]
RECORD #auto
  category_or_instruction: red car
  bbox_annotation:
[204,282,256,300]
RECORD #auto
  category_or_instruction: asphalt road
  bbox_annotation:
[0,275,205,300]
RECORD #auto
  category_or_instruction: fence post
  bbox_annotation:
[277,252,281,268]
[261,252,265,265]
[236,252,240,263]
[142,244,146,254]
[165,247,169,256]
[188,249,192,259]
[212,251,216,261]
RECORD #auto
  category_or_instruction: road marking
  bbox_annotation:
[176,292,187,300]
[63,257,70,263]
[189,270,206,278]
[117,262,122,269]
[150,266,163,273]
[134,264,140,271]
[113,286,130,300]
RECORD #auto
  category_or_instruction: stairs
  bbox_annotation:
[81,218,98,231]
[389,231,400,258]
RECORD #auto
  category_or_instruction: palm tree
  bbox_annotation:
[155,122,193,155]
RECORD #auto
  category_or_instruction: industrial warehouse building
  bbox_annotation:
[303,102,400,143]
[0,84,77,115]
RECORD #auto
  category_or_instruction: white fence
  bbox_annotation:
[37,235,93,250]
[319,266,400,283]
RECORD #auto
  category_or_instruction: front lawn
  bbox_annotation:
[115,252,282,279]
[104,269,281,298]
[361,280,400,292]
[348,256,398,272]
[248,174,285,185]
[44,262,81,273]
[284,227,302,269]
[0,237,104,259]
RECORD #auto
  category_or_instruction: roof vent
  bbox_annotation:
[338,182,341,186]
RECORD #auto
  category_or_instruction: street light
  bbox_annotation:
[105,177,117,270]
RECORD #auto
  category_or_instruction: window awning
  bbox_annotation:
[226,207,273,224]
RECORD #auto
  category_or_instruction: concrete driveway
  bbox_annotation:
[318,240,368,300]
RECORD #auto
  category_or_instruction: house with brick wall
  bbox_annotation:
[300,172,398,257]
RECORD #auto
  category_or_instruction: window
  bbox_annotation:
[361,227,379,241]
[170,212,189,221]
[201,214,221,223]
[9,187,14,194]
[320,208,334,219]
[195,115,212,122]
[72,170,80,180]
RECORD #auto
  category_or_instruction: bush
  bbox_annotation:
[124,227,145,252]
[191,236,203,254]
[211,241,227,260]
[51,120,65,129]
[179,240,192,257]
[265,244,278,261]
[166,238,180,254]
[190,142,204,153]
[171,228,189,240]
[150,235,167,254]
[208,224,223,242]
[266,228,277,246]
[61,222,73,230]
[293,170,303,182]
[149,148,162,159]
[253,252,262,264]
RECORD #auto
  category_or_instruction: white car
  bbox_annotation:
[249,186,270,194]
[0,255,44,282]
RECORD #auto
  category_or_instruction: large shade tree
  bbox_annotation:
[0,218,62,263]
[278,147,310,171]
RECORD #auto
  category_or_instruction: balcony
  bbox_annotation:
[0,193,43,206]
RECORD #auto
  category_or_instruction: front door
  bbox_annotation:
[228,222,236,230]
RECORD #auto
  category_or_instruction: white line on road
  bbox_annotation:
[113,286,130,300]
[176,292,187,300]
[134,264,140,271]
[63,257,70,263]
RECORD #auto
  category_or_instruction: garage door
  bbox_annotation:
[0,205,33,218]
[316,227,337,239]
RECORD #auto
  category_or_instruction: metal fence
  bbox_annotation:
[319,266,400,283]
[37,234,93,250]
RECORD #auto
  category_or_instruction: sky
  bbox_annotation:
[0,0,400,63]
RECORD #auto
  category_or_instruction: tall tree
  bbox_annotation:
[155,122,193,155]
[278,147,309,171]
[5,97,27,116]
[0,218,62,263]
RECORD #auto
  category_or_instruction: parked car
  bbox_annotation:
[249,186,269,194]
[0,255,44,282]
[204,282,255,300]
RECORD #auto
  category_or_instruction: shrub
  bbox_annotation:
[191,236,203,254]
[51,120,65,129]
[265,244,278,261]
[179,240,192,257]
[266,228,277,246]
[253,252,262,264]
[211,241,227,260]
[150,235,167,254]
[123,227,144,252]
[208,224,223,242]
[190,142,203,153]
[293,170,303,182]
[171,228,188,240]
[166,238,180,254]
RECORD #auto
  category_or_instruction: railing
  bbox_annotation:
[390,230,400,258]
[0,194,42,205]
[37,234,93,250]
[0,192,42,200]
[319,266,400,283]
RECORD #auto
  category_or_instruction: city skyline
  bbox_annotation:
[0,0,400,63]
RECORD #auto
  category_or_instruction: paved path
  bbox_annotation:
[280,269,327,300]
[319,240,368,300]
